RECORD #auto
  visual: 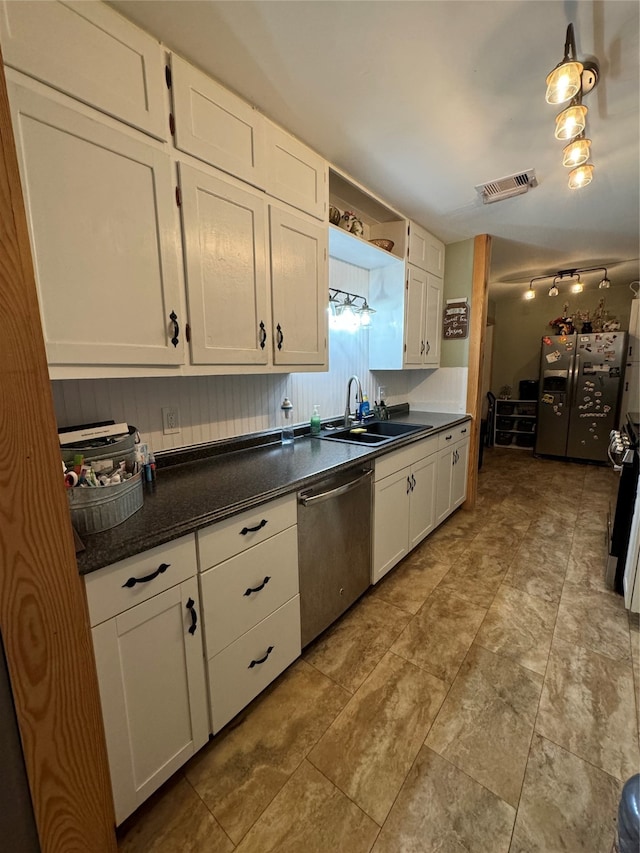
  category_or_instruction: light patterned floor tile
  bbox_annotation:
[235,760,379,853]
[475,584,557,675]
[304,594,411,692]
[371,747,515,853]
[117,775,233,853]
[509,735,621,853]
[426,644,542,806]
[536,636,640,781]
[368,555,450,614]
[391,588,487,682]
[555,581,632,663]
[437,551,508,608]
[309,652,447,825]
[185,659,350,844]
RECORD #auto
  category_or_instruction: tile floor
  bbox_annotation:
[117,448,640,853]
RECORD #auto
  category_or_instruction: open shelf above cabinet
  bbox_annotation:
[329,225,404,270]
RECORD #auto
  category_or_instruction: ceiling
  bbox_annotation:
[111,0,640,298]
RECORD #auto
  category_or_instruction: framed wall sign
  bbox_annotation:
[443,298,469,339]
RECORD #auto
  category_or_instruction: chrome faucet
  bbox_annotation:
[344,375,363,426]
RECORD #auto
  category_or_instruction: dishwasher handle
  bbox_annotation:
[298,469,372,507]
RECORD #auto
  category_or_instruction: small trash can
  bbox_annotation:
[615,774,639,853]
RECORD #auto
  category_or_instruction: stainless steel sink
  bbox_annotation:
[318,421,430,446]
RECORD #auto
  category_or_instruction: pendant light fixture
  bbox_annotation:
[545,24,584,104]
[524,284,536,300]
[562,134,591,167]
[568,163,594,189]
[546,23,599,189]
[548,277,560,297]
[571,275,583,293]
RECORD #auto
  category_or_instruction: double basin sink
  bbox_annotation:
[317,420,431,446]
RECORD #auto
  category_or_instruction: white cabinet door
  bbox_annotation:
[435,446,454,527]
[451,438,469,510]
[269,205,328,367]
[408,221,429,271]
[9,80,184,367]
[425,233,445,277]
[424,274,443,366]
[408,453,437,549]
[0,0,167,139]
[372,466,410,584]
[171,54,266,188]
[91,577,209,825]
[265,120,327,220]
[179,162,269,366]
[404,264,427,366]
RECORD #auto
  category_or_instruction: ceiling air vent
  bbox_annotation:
[475,169,538,204]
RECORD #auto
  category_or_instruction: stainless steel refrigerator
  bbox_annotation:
[536,332,627,463]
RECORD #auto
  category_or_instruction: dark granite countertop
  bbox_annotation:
[76,410,471,575]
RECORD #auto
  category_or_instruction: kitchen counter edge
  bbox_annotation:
[76,411,471,575]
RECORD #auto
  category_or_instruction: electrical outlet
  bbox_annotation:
[378,385,387,401]
[162,406,180,435]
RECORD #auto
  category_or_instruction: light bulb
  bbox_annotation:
[548,284,559,297]
[524,288,536,301]
[568,164,594,189]
[598,276,610,289]
[571,281,583,293]
[555,104,587,140]
[546,61,583,104]
[562,137,591,167]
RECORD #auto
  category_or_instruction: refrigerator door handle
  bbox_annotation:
[570,353,580,407]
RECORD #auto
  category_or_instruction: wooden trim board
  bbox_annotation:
[464,234,492,509]
[0,50,116,851]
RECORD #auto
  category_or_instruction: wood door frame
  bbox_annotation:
[463,234,492,509]
[0,51,116,851]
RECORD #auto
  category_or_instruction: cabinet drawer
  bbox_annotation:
[375,434,438,482]
[85,534,197,627]
[200,526,299,657]
[437,422,470,450]
[197,493,296,570]
[207,596,301,732]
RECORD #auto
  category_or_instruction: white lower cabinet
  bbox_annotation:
[435,427,470,526]
[90,571,209,825]
[373,437,438,584]
[197,494,301,733]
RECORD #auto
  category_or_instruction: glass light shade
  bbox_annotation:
[568,163,594,189]
[598,276,611,289]
[548,284,559,296]
[571,281,583,293]
[546,61,584,104]
[562,137,591,167]
[554,104,587,140]
[524,288,536,300]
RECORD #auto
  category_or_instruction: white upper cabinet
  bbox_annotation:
[170,54,266,189]
[265,120,327,220]
[0,0,167,140]
[8,78,184,369]
[179,162,269,366]
[408,221,444,276]
[269,203,327,366]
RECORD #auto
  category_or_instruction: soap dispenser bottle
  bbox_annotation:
[310,404,321,435]
[280,397,294,445]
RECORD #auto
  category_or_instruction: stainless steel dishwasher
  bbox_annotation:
[297,464,373,647]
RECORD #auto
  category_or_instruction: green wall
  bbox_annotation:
[491,284,634,396]
[441,239,474,368]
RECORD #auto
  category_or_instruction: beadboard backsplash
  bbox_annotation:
[51,259,467,452]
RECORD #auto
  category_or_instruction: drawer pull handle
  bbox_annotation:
[276,324,284,350]
[185,597,198,635]
[244,576,271,596]
[122,562,170,588]
[445,434,452,441]
[248,646,274,668]
[411,474,416,489]
[461,428,467,434]
[240,519,268,535]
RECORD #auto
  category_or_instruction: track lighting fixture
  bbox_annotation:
[526,266,611,299]
[328,288,376,331]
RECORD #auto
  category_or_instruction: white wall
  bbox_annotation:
[51,259,415,452]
